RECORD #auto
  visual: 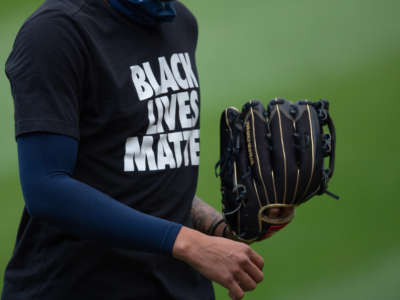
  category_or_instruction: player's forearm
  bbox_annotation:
[18,133,181,254]
[191,195,227,237]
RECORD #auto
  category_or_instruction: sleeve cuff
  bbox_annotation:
[15,119,80,140]
[160,223,183,255]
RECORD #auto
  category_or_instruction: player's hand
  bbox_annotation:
[172,227,264,300]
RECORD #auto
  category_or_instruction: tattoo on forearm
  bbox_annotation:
[191,195,224,235]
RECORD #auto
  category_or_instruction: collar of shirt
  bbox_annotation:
[108,0,176,25]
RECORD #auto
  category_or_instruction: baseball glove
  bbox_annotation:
[215,98,338,243]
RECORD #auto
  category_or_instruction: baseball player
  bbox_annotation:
[1,0,279,299]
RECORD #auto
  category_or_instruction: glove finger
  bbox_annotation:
[230,101,263,240]
[237,100,276,240]
[219,107,241,233]
[267,98,298,205]
[293,100,324,204]
[219,103,268,242]
[241,100,274,205]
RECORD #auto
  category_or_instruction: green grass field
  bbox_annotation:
[1,1,399,299]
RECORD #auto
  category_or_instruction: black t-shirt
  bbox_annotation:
[3,0,214,299]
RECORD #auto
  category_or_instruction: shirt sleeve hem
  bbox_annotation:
[15,119,80,140]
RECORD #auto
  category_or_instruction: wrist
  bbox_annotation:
[207,218,225,236]
[213,221,227,237]
[172,226,202,262]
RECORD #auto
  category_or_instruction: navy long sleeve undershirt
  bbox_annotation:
[17,133,182,254]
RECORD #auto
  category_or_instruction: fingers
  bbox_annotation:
[237,249,263,286]
[243,259,264,284]
[181,233,264,300]
[235,269,257,291]
[229,291,243,300]
[229,247,264,298]
[248,248,264,271]
[227,268,260,300]
[227,280,245,300]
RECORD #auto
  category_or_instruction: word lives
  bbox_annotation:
[124,52,200,172]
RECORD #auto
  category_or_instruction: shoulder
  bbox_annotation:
[28,0,87,21]
[16,0,88,44]
[6,0,88,76]
[175,1,198,25]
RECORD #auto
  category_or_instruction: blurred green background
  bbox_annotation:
[1,0,399,299]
